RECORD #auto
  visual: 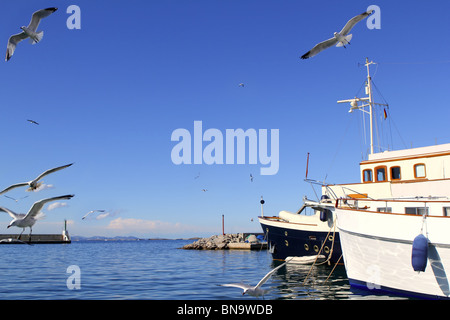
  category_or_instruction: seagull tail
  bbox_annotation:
[336,34,352,47]
[30,31,44,45]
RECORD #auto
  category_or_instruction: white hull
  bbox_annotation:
[336,207,450,299]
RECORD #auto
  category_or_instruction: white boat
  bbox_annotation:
[258,58,390,264]
[336,198,450,299]
[335,142,450,299]
[328,59,450,299]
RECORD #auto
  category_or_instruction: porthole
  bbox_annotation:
[324,246,330,254]
[284,231,288,237]
[313,245,319,252]
[304,244,309,251]
[328,235,334,242]
[285,240,289,247]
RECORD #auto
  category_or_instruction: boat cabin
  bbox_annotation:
[324,143,450,201]
[360,143,450,183]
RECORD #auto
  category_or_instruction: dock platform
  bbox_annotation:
[0,231,71,244]
[227,242,267,250]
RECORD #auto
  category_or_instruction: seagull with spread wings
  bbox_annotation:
[220,260,290,297]
[6,7,58,61]
[300,9,373,59]
[82,210,106,220]
[0,163,73,195]
[4,195,29,203]
[0,194,74,240]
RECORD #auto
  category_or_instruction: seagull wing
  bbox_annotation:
[82,210,105,220]
[254,261,287,289]
[300,37,338,59]
[0,206,20,219]
[33,163,73,183]
[221,283,253,291]
[5,32,28,61]
[0,182,30,196]
[24,194,74,220]
[27,7,58,32]
[82,210,94,220]
[339,10,372,35]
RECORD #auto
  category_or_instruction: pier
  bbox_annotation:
[0,229,71,244]
[181,233,267,250]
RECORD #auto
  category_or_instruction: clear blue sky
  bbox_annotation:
[1,0,449,238]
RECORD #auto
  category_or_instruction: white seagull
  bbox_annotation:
[82,210,106,220]
[300,9,373,59]
[220,260,289,297]
[1,194,74,240]
[6,7,58,61]
[4,195,29,203]
[0,163,73,195]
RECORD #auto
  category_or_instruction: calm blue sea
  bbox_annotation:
[0,239,405,300]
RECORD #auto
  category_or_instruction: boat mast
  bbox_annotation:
[365,57,375,155]
[337,57,387,157]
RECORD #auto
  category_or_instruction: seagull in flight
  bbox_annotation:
[0,163,73,195]
[0,194,74,240]
[300,9,373,59]
[4,195,29,203]
[27,119,39,125]
[6,7,58,61]
[220,260,289,297]
[82,210,106,220]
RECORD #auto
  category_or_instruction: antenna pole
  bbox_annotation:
[365,57,375,154]
[260,196,265,217]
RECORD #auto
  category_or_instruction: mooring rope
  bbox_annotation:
[324,254,343,284]
[302,219,336,285]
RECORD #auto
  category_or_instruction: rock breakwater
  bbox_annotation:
[181,233,258,250]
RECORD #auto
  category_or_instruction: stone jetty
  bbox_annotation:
[181,233,266,250]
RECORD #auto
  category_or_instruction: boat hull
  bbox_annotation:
[258,215,342,264]
[336,207,450,299]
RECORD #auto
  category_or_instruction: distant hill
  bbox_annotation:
[71,235,201,241]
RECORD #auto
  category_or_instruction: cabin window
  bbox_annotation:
[375,166,387,182]
[405,207,429,215]
[377,207,392,213]
[443,207,450,217]
[390,166,401,180]
[363,169,373,182]
[414,164,426,178]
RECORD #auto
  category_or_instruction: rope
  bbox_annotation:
[315,218,337,266]
[324,254,343,284]
[302,219,336,285]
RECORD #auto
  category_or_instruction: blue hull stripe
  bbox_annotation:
[348,278,450,300]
